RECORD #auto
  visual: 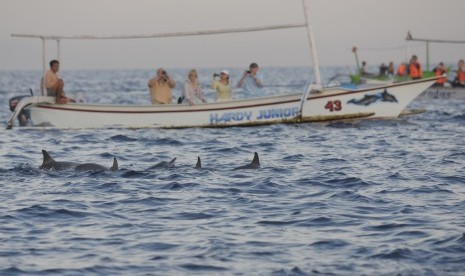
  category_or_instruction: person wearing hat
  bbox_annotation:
[237,62,264,98]
[212,69,232,101]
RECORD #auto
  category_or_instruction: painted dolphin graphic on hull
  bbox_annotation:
[148,158,176,169]
[39,150,118,171]
[233,152,260,170]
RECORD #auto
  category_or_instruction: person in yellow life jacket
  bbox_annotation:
[408,55,422,80]
[452,59,465,87]
[396,62,407,77]
[432,62,447,87]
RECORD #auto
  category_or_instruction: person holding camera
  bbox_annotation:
[237,62,264,99]
[148,68,176,104]
[182,69,207,105]
[211,69,232,101]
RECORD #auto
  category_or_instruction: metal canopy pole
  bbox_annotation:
[42,37,46,96]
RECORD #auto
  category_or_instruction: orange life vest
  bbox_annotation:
[435,68,446,85]
[409,62,422,79]
[396,64,406,76]
[458,68,465,82]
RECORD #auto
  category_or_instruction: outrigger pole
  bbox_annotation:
[406,31,465,71]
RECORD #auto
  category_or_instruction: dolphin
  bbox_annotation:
[233,152,260,170]
[75,157,118,172]
[39,149,118,172]
[148,157,176,169]
[40,150,80,171]
[194,157,201,169]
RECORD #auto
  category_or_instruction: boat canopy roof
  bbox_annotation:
[406,31,465,44]
[11,23,306,40]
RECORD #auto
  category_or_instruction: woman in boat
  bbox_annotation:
[211,69,232,101]
[452,59,465,87]
[182,69,207,105]
[148,68,176,104]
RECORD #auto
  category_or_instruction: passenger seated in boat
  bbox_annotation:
[452,59,465,87]
[182,69,207,105]
[396,62,407,77]
[44,60,74,104]
[359,61,374,77]
[211,69,232,101]
[148,68,176,104]
[432,62,447,87]
[408,55,423,80]
[378,63,388,76]
[237,62,264,98]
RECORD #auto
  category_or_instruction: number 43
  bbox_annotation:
[325,100,342,112]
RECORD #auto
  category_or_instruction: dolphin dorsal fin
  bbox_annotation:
[169,157,176,164]
[42,149,54,164]
[251,152,260,166]
[110,157,118,171]
[195,156,201,169]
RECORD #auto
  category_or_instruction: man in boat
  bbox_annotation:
[44,60,73,104]
[408,55,423,80]
[237,62,264,98]
[452,59,465,87]
[148,68,176,104]
[432,62,447,87]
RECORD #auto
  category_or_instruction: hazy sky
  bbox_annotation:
[1,0,464,71]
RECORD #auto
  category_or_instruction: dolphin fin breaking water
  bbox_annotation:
[40,149,118,172]
[194,156,201,169]
[233,152,260,170]
[40,150,79,171]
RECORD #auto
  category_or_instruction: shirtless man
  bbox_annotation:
[44,60,73,104]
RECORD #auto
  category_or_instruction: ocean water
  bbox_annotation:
[1,67,465,275]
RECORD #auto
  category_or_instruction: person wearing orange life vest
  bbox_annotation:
[408,55,423,80]
[432,62,447,87]
[396,62,407,77]
[452,59,465,87]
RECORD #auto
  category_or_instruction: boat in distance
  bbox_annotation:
[6,0,437,129]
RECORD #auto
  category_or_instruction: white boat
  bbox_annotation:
[6,0,437,129]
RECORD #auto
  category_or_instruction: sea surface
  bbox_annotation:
[0,67,465,275]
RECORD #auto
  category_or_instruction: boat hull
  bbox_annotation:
[25,78,436,129]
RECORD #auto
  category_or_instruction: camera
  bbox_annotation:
[246,70,251,74]
[162,70,167,75]
[213,73,220,77]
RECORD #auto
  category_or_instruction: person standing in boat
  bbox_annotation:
[452,59,465,87]
[237,62,264,98]
[211,70,232,101]
[148,68,176,104]
[432,62,447,87]
[182,69,207,105]
[44,60,73,104]
[408,55,423,80]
